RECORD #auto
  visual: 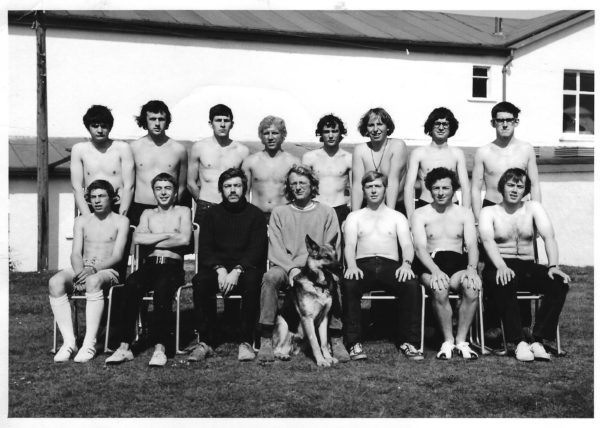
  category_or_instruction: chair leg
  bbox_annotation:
[499,320,509,356]
[52,319,57,354]
[175,287,183,354]
[419,288,426,353]
[73,300,79,344]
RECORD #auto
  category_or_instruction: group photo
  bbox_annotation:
[6,5,594,420]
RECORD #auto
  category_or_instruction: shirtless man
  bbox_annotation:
[411,167,481,360]
[302,114,352,226]
[479,168,569,362]
[351,107,409,215]
[342,171,422,361]
[106,173,192,367]
[471,101,541,222]
[129,100,188,226]
[49,180,129,363]
[187,104,250,225]
[70,105,134,216]
[242,115,300,219]
[404,107,470,221]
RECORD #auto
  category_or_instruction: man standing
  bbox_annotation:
[256,165,349,363]
[343,171,423,360]
[351,107,409,215]
[187,104,250,225]
[106,173,192,367]
[404,107,471,221]
[302,114,352,226]
[129,100,188,227]
[49,180,129,362]
[188,168,268,362]
[479,168,569,362]
[242,116,300,219]
[411,168,481,360]
[70,105,134,216]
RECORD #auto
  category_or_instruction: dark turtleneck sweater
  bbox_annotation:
[197,197,267,271]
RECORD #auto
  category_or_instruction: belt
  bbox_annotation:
[144,256,183,265]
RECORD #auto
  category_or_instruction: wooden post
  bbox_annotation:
[36,11,49,271]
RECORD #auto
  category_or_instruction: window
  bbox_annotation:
[563,71,594,135]
[472,66,490,98]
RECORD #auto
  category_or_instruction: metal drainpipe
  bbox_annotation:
[502,49,515,101]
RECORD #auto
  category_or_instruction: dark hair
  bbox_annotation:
[82,105,114,129]
[361,170,388,188]
[497,168,531,197]
[424,167,460,192]
[258,115,287,139]
[209,104,234,122]
[284,164,319,201]
[218,168,248,195]
[315,114,347,141]
[135,100,172,129]
[424,107,459,138]
[491,101,521,119]
[358,107,395,137]
[151,172,178,189]
[84,179,117,206]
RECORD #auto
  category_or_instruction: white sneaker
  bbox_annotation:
[73,342,96,363]
[105,348,134,364]
[530,342,551,361]
[515,341,534,362]
[54,343,78,363]
[149,349,167,367]
[436,341,454,360]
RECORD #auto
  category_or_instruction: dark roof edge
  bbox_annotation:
[7,11,510,56]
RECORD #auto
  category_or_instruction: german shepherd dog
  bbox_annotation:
[273,234,341,367]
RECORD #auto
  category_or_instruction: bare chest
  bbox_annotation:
[134,146,181,174]
[483,148,528,178]
[200,146,244,170]
[494,210,534,242]
[418,152,457,179]
[148,213,181,234]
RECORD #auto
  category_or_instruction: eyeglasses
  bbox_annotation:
[290,182,310,188]
[433,121,450,129]
[493,118,518,125]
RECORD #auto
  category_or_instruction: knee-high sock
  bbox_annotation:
[49,294,76,346]
[83,290,104,345]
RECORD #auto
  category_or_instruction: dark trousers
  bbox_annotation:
[113,261,184,346]
[342,257,422,347]
[482,259,568,343]
[192,266,263,346]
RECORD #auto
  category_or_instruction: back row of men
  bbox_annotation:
[70,100,539,227]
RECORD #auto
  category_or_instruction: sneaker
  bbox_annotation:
[149,349,168,367]
[257,337,275,362]
[400,342,424,361]
[436,341,454,360]
[331,337,350,363]
[238,342,256,362]
[54,343,78,363]
[455,342,479,360]
[349,343,367,361]
[73,342,96,363]
[105,348,134,364]
[530,342,551,361]
[515,341,534,362]
[187,342,213,362]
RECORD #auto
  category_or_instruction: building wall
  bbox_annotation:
[8,19,593,148]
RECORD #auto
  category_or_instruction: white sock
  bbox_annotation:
[49,294,76,346]
[82,290,104,346]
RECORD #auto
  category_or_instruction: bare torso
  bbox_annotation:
[190,137,249,203]
[80,213,122,265]
[415,145,463,202]
[352,206,402,260]
[243,150,299,213]
[73,141,129,197]
[418,204,467,253]
[302,148,351,207]
[486,203,535,259]
[131,137,186,204]
[145,206,188,259]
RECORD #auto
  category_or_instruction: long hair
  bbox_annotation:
[497,168,531,197]
[284,164,319,201]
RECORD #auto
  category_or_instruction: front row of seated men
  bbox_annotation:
[49,165,570,366]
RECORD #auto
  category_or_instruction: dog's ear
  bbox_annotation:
[305,235,320,254]
[329,233,338,249]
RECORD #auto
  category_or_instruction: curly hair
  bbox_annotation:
[135,100,172,130]
[315,114,347,141]
[423,107,459,138]
[84,179,117,206]
[358,107,395,137]
[424,167,460,192]
[284,164,319,202]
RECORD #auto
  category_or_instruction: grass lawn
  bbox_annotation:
[8,266,593,418]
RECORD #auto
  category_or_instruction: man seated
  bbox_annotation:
[188,168,268,362]
[106,173,192,367]
[342,171,423,361]
[479,168,570,362]
[49,180,129,363]
[411,168,481,360]
[257,165,349,363]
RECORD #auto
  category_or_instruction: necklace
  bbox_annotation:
[369,139,388,172]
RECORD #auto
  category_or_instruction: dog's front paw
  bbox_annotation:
[316,358,332,367]
[274,350,291,361]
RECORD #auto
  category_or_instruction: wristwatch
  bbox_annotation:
[233,265,245,274]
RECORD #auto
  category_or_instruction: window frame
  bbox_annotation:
[562,69,594,138]
[471,65,491,99]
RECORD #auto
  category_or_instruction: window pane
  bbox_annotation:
[473,67,488,77]
[473,78,487,98]
[579,94,594,135]
[563,72,576,90]
[580,73,594,92]
[562,94,576,132]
